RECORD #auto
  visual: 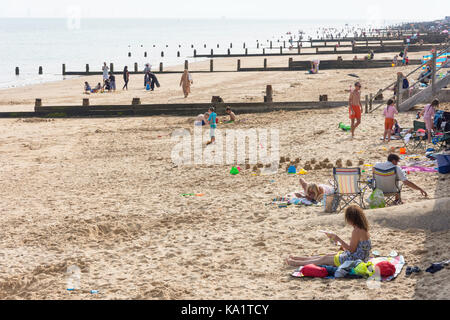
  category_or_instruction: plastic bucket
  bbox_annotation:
[436,154,450,174]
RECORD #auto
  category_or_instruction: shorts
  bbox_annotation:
[349,105,361,120]
[385,118,395,131]
[424,117,433,132]
[334,251,344,267]
[210,127,216,138]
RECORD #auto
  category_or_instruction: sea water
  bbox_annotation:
[0,18,398,89]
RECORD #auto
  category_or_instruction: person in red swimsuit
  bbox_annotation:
[348,82,362,138]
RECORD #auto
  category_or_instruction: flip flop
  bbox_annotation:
[406,266,413,276]
[412,266,421,273]
[426,263,444,274]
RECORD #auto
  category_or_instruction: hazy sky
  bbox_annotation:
[0,0,448,20]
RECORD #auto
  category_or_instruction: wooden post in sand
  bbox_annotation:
[237,59,241,71]
[15,67,20,75]
[35,99,42,107]
[194,50,197,57]
[132,98,141,105]
[264,85,273,103]
[211,49,214,56]
[160,62,163,72]
[264,58,267,70]
[128,52,131,57]
[369,94,373,111]
[86,64,89,74]
[245,48,248,55]
[280,46,283,54]
[38,66,43,75]
[227,49,231,56]
[210,59,214,72]
[365,95,369,113]
[161,51,164,57]
[270,41,272,49]
[134,63,138,73]
[298,45,301,54]
[316,47,319,54]
[62,64,66,75]
[144,52,147,58]
[263,48,266,55]
[184,60,189,70]
[288,58,293,69]
[431,47,437,96]
[396,73,402,110]
[83,98,89,107]
[110,63,114,73]
[177,51,180,57]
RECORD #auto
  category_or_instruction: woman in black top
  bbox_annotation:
[123,66,130,90]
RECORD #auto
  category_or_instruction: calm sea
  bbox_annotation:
[0,18,399,89]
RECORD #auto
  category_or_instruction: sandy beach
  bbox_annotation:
[0,47,449,300]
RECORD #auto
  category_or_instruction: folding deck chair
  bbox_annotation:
[372,166,402,206]
[401,121,428,151]
[332,168,365,213]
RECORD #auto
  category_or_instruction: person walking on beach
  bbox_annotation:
[123,66,130,90]
[143,63,151,88]
[180,69,193,98]
[102,62,109,84]
[206,107,217,145]
[349,82,362,138]
[383,99,398,143]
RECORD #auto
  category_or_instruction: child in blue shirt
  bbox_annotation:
[207,107,217,145]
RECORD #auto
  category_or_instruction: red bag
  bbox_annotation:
[301,264,328,278]
[375,261,395,277]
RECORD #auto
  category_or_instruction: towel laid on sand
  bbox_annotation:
[291,255,405,282]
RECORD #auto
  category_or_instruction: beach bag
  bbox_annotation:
[301,264,328,278]
[354,261,375,278]
[367,188,385,209]
[323,193,338,213]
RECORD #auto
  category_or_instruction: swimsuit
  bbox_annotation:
[334,239,372,267]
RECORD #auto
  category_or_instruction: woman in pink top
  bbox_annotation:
[383,99,398,143]
[419,99,439,143]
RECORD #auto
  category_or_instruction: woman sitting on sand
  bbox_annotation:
[286,205,371,267]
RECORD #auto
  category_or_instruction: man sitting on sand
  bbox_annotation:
[374,154,428,202]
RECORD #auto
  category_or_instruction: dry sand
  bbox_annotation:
[0,51,448,300]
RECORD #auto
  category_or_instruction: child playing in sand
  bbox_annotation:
[419,99,438,144]
[206,107,217,145]
[84,82,92,94]
[286,205,371,267]
[225,107,236,123]
[349,82,362,138]
[383,99,398,143]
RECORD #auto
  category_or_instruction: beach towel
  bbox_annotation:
[291,255,405,282]
[401,166,437,173]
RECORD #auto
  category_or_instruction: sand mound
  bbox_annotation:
[367,198,450,232]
